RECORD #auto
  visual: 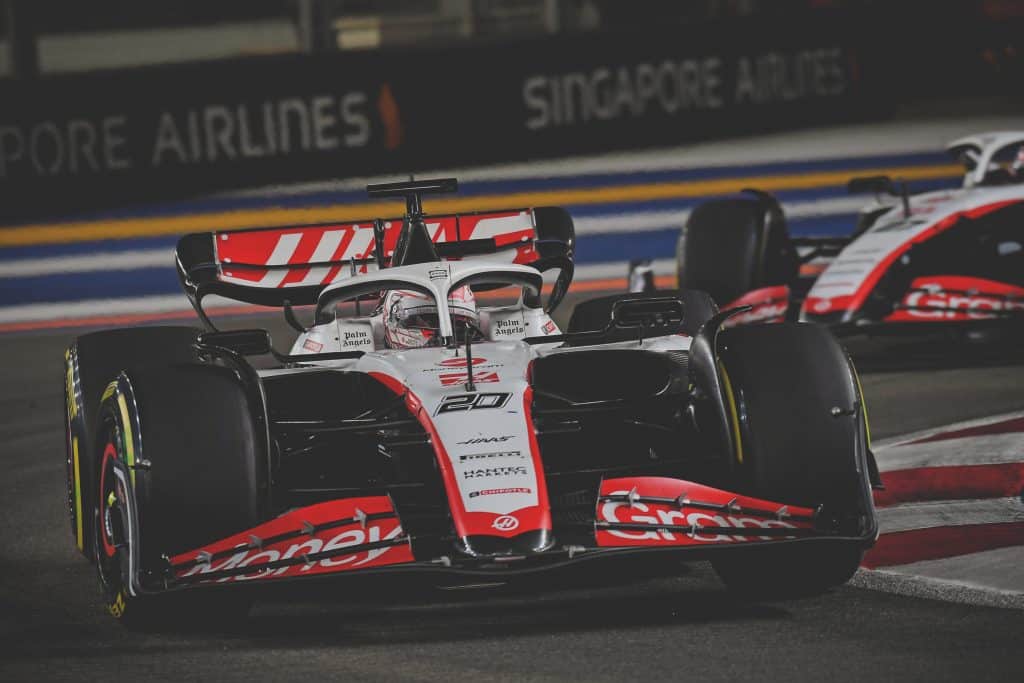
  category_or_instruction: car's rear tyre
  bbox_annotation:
[533,206,576,259]
[676,192,798,306]
[94,364,264,629]
[65,327,200,560]
[567,289,719,339]
[709,322,874,598]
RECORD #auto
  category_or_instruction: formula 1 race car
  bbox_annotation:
[63,178,878,627]
[662,131,1024,335]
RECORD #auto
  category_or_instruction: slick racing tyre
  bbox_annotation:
[676,192,798,307]
[709,323,874,598]
[94,364,264,629]
[65,326,201,560]
[567,289,719,339]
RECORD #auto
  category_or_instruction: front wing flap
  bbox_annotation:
[169,496,413,585]
[594,477,820,548]
[158,478,852,591]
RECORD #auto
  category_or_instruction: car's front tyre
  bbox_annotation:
[708,322,875,598]
[93,364,264,629]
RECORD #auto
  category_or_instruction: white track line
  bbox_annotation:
[850,567,1024,610]
[547,258,676,281]
[877,546,1024,595]
[222,116,1024,195]
[868,409,1024,462]
[574,196,866,235]
[0,260,675,324]
[877,497,1024,534]
[0,294,238,324]
[874,433,1024,472]
[0,196,863,279]
[0,248,175,278]
[873,409,1024,448]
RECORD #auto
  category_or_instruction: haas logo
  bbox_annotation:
[492,515,519,531]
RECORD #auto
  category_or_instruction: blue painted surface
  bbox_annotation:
[12,149,948,225]
[0,213,864,305]
[0,267,181,305]
[0,151,960,308]
[0,236,179,262]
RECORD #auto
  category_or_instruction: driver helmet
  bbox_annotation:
[382,286,479,349]
[1012,144,1024,178]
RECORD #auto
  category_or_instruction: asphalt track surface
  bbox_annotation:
[2,296,1023,682]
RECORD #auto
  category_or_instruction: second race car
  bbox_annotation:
[658,131,1024,335]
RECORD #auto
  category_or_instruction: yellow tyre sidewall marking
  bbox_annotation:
[718,361,744,465]
[72,437,83,550]
[65,351,85,550]
[100,381,136,618]
[108,590,126,618]
[65,352,78,420]
[852,365,872,448]
[116,393,136,486]
[100,380,137,484]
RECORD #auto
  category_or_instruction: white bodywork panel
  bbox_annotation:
[946,131,1024,188]
[805,170,1024,318]
[270,259,692,527]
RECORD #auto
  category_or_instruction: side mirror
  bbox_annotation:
[848,175,910,217]
[847,175,897,195]
[196,329,273,356]
[982,167,1013,185]
[525,255,574,313]
[610,297,684,329]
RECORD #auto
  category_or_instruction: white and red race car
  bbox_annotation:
[64,179,877,627]
[667,131,1024,334]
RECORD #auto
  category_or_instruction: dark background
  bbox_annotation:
[1,0,1023,222]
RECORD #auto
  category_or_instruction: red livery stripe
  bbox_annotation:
[845,200,1020,314]
[805,199,1021,318]
[902,416,1024,446]
[863,521,1024,568]
[874,463,1024,507]
[367,371,551,541]
[866,412,1024,576]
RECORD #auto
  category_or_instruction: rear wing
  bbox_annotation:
[176,206,575,309]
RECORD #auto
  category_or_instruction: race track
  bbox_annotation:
[2,301,1023,682]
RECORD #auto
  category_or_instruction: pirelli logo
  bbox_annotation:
[458,451,525,462]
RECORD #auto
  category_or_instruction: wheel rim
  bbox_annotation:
[94,419,132,618]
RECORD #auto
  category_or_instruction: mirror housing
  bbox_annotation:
[197,329,273,356]
[848,175,910,217]
[610,297,684,329]
[847,175,897,195]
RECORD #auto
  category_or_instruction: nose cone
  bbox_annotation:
[455,529,554,558]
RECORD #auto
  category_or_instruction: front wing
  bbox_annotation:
[155,476,872,592]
